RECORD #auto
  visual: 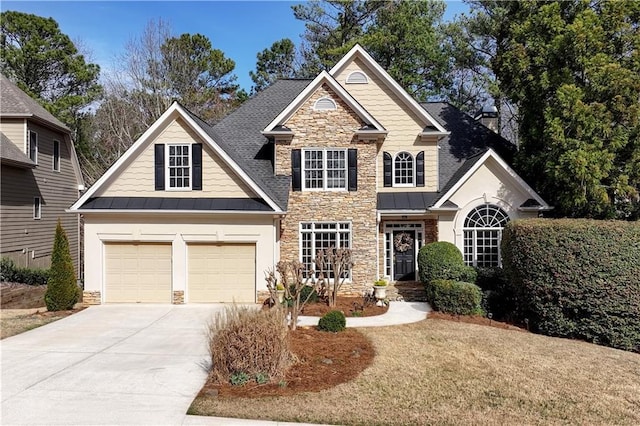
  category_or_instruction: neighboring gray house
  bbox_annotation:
[0,74,84,274]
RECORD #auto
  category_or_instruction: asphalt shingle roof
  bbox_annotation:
[81,197,272,211]
[0,132,35,168]
[0,74,70,131]
[178,79,311,211]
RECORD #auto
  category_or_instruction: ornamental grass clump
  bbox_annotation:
[207,305,293,383]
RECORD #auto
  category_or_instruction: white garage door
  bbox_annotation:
[188,243,255,303]
[105,243,172,303]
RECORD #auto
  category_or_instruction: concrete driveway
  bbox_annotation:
[1,304,224,425]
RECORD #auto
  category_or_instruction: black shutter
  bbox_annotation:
[416,151,425,187]
[291,149,302,191]
[192,143,202,190]
[154,144,165,190]
[348,148,357,191]
[383,151,392,187]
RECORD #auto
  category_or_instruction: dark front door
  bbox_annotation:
[393,230,415,281]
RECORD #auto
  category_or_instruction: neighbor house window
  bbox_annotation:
[53,140,60,171]
[33,197,41,219]
[394,152,414,186]
[300,222,351,279]
[29,131,38,163]
[167,144,190,189]
[463,204,510,267]
[303,149,347,190]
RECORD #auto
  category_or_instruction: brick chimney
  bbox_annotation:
[474,104,499,133]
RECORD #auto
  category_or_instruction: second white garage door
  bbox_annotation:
[187,243,256,303]
[104,243,172,303]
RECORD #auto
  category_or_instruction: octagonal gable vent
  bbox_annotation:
[346,71,368,84]
[314,97,337,111]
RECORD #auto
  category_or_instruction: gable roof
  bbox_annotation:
[263,71,385,134]
[0,74,70,132]
[330,44,448,135]
[70,101,290,212]
[0,132,35,168]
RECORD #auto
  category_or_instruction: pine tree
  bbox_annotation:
[45,220,79,311]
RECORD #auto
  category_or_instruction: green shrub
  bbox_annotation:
[318,310,346,332]
[45,221,79,311]
[502,219,640,352]
[1,257,49,285]
[208,305,292,383]
[418,241,477,284]
[426,279,483,316]
[475,267,517,321]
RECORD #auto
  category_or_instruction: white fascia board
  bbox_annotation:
[67,208,282,215]
[263,70,385,132]
[519,206,554,212]
[65,134,85,187]
[428,207,460,212]
[377,210,428,216]
[70,101,283,213]
[432,149,551,209]
[330,44,449,134]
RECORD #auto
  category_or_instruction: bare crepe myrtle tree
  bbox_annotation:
[315,247,354,308]
[265,260,318,331]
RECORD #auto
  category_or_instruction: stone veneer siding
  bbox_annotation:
[172,290,184,304]
[82,290,101,305]
[276,84,378,293]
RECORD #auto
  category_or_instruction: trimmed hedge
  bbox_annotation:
[318,310,346,332]
[475,267,517,321]
[418,242,477,284]
[425,279,483,316]
[502,219,640,352]
[0,257,49,285]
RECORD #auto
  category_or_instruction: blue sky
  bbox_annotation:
[2,1,470,92]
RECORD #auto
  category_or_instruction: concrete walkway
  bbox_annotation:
[0,301,429,425]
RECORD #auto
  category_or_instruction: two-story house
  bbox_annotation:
[71,45,550,305]
[1,74,84,274]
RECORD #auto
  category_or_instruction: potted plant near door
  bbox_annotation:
[373,279,388,300]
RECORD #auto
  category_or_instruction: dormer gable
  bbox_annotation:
[71,102,283,213]
[262,70,387,142]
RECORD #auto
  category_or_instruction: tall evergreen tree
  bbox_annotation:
[472,0,640,218]
[45,220,79,311]
[250,38,297,93]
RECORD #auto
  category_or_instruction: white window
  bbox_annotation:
[29,131,38,163]
[346,71,368,84]
[167,144,190,189]
[303,149,347,190]
[300,222,351,279]
[33,197,41,219]
[394,152,414,186]
[463,204,510,267]
[53,140,60,171]
[313,97,337,111]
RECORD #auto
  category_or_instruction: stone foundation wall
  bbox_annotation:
[82,291,101,305]
[172,290,184,304]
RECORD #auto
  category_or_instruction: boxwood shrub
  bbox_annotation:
[502,219,640,352]
[425,279,483,316]
[0,257,49,285]
[418,242,477,284]
[318,310,346,332]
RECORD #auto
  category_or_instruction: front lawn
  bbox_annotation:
[190,318,640,425]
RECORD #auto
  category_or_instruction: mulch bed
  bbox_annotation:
[297,296,388,317]
[199,327,375,399]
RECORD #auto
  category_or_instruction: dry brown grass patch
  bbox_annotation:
[191,318,640,425]
[0,308,81,339]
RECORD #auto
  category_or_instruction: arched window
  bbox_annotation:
[463,204,510,267]
[346,71,368,84]
[314,97,337,111]
[394,152,414,186]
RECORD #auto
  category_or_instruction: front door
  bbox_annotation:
[393,230,415,281]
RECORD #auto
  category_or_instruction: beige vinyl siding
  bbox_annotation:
[187,243,255,303]
[334,58,438,191]
[99,117,256,198]
[0,121,80,272]
[0,118,26,150]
